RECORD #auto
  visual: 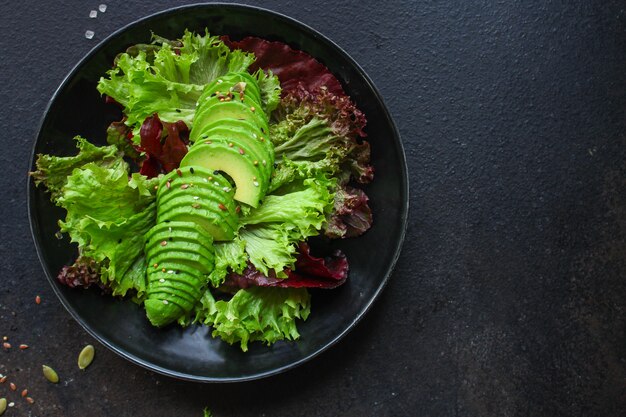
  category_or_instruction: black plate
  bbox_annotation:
[28,3,408,382]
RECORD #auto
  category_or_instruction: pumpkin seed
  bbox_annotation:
[0,398,6,415]
[42,365,59,383]
[78,344,95,370]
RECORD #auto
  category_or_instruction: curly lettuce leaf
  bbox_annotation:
[97,30,255,134]
[209,238,248,287]
[53,147,158,297]
[197,287,310,351]
[31,137,121,202]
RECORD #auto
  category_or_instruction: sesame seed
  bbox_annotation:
[262,160,267,165]
[181,184,189,189]
[167,270,174,274]
[217,79,223,83]
[203,178,208,182]
[253,181,259,187]
[159,278,165,283]
[214,182,220,186]
[163,300,169,305]
[193,196,200,200]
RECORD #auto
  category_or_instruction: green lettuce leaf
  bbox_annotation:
[31,137,121,202]
[97,30,258,135]
[197,287,310,351]
[209,238,248,287]
[53,146,158,297]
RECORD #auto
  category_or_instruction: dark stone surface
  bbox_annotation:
[1,0,625,416]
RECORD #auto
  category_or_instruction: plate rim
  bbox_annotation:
[27,2,410,383]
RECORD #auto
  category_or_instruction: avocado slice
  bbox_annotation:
[193,100,270,138]
[190,118,274,168]
[145,298,185,327]
[181,143,268,207]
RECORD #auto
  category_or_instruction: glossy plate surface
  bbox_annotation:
[28,3,408,382]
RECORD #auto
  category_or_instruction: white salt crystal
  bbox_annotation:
[99,4,107,12]
[85,30,95,39]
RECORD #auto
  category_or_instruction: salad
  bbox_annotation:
[31,30,373,351]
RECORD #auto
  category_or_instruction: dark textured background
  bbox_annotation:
[1,1,625,416]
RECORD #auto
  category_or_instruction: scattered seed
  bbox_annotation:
[0,376,6,383]
[208,176,214,181]
[3,343,11,349]
[167,270,174,274]
[78,345,95,370]
[253,181,259,187]
[235,206,241,213]
[19,344,28,350]
[163,300,169,305]
[159,279,165,283]
[238,148,245,155]
[218,203,227,211]
[193,196,199,200]
[205,140,212,144]
[262,160,267,166]
[166,180,171,189]
[21,389,27,398]
[250,106,256,112]
[160,241,167,247]
[153,185,158,190]
[0,398,5,415]
[153,263,158,268]
[253,176,257,180]
[2,337,6,341]
[176,169,183,177]
[6,402,12,408]
[9,383,15,391]
[35,296,41,305]
[43,365,59,383]
[192,203,201,209]
[203,178,208,182]
[189,167,195,174]
[228,142,233,147]
[25,397,34,404]
[180,184,189,190]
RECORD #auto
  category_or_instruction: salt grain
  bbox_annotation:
[98,4,107,12]
[85,30,95,39]
[89,10,97,18]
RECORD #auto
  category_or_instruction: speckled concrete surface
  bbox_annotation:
[1,1,625,416]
